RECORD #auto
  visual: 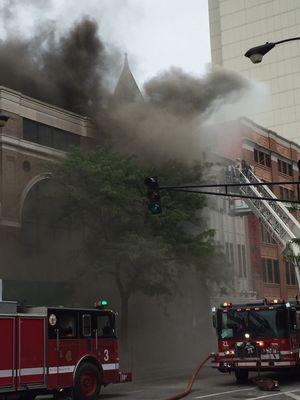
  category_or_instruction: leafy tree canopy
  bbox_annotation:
[50,147,228,344]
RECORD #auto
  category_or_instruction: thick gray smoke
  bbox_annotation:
[0,3,250,159]
[0,16,108,116]
[145,67,249,118]
[105,67,250,164]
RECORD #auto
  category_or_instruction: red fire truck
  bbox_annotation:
[211,298,300,382]
[0,299,131,400]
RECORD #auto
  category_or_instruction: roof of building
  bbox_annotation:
[113,53,143,104]
[240,117,300,151]
[0,85,94,137]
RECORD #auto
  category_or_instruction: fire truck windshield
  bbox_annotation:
[218,308,288,339]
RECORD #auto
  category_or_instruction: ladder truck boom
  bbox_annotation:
[228,166,300,288]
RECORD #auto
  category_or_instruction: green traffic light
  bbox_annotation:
[148,203,162,215]
[101,299,108,306]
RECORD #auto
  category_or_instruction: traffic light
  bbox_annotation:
[144,177,162,214]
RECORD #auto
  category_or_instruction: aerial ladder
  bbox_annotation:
[228,166,300,290]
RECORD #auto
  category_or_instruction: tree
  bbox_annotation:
[50,147,227,351]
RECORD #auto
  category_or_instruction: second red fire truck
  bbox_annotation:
[0,299,131,400]
[211,298,300,382]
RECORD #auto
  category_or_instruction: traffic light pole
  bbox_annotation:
[159,180,300,204]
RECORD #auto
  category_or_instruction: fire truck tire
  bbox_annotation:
[234,369,249,383]
[73,362,102,400]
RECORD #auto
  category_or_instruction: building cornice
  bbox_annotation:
[240,117,300,151]
[0,135,65,162]
[0,86,95,138]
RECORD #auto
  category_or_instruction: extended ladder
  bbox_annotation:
[228,167,300,289]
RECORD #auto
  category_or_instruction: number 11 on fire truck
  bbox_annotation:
[211,299,300,383]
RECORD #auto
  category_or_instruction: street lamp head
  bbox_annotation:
[247,53,264,64]
[244,42,275,64]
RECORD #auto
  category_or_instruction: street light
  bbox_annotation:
[245,37,300,64]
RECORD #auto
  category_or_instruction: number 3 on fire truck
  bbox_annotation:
[104,349,109,361]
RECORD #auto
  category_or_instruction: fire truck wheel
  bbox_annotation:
[74,362,102,400]
[234,369,249,383]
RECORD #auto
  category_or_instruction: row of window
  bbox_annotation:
[224,242,247,278]
[262,258,296,286]
[48,310,116,339]
[254,148,294,177]
[23,118,80,152]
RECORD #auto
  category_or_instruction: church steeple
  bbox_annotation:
[113,53,143,104]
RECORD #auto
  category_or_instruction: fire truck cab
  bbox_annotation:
[0,300,131,400]
[211,299,300,382]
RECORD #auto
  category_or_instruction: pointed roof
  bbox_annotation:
[113,53,143,104]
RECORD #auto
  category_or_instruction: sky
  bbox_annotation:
[0,0,211,85]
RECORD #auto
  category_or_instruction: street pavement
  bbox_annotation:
[99,366,300,400]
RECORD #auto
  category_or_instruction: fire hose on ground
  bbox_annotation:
[162,354,211,400]
[161,352,279,400]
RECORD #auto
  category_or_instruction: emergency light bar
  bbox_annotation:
[266,298,285,305]
[221,302,233,308]
[94,299,109,309]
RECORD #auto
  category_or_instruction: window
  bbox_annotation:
[39,124,53,147]
[229,243,234,265]
[23,118,80,151]
[260,225,276,244]
[218,309,288,339]
[82,314,92,337]
[237,244,242,277]
[23,118,38,142]
[241,245,247,277]
[53,129,68,151]
[96,314,116,338]
[286,262,296,286]
[58,313,76,338]
[278,159,293,176]
[225,242,235,265]
[254,148,271,168]
[262,258,279,284]
[225,242,230,261]
[279,187,294,201]
[237,244,247,278]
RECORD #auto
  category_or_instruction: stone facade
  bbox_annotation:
[0,86,96,280]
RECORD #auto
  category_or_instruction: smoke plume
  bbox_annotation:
[104,67,250,164]
[145,67,249,118]
[0,3,251,162]
[0,16,108,116]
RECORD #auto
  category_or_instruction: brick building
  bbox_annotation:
[205,117,300,300]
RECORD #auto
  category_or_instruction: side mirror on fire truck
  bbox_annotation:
[144,177,162,215]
